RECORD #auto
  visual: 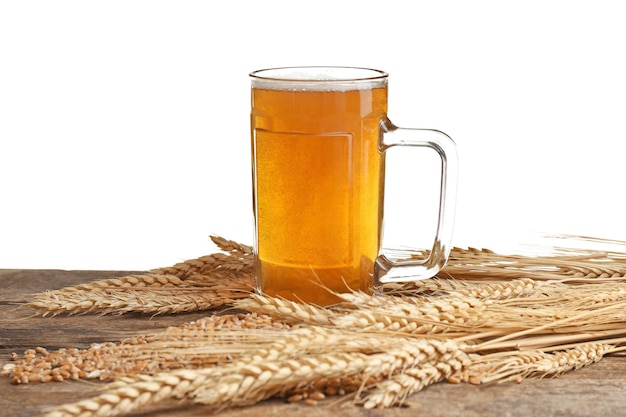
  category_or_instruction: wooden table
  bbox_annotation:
[2,269,626,417]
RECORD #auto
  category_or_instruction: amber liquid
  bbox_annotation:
[251,84,387,305]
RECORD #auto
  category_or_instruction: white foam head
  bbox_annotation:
[250,66,388,91]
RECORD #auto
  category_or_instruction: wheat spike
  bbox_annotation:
[28,285,250,316]
[332,292,487,335]
[42,326,469,416]
[446,278,545,301]
[362,357,466,409]
[43,368,214,417]
[150,235,252,279]
[439,244,626,282]
[150,252,253,279]
[26,236,255,316]
[467,343,613,384]
[186,336,468,411]
[209,235,253,255]
[235,293,337,326]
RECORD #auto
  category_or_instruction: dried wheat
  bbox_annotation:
[28,286,250,316]
[27,236,255,316]
[11,234,626,416]
[4,313,291,384]
[150,236,253,279]
[439,245,626,282]
[333,292,487,335]
[42,331,468,416]
[446,278,545,301]
[388,277,545,301]
[466,342,612,384]
[235,293,337,326]
[361,356,467,409]
[210,235,253,255]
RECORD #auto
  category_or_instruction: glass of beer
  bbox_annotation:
[250,66,457,305]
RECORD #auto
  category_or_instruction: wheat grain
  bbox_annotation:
[5,313,291,384]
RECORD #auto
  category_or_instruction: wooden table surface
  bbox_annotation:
[2,269,626,417]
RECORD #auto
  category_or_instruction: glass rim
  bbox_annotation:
[249,66,388,82]
[250,66,388,91]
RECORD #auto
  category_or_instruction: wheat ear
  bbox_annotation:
[43,368,215,417]
[192,337,469,410]
[28,285,250,316]
[361,357,467,409]
[150,236,252,279]
[209,235,253,255]
[27,235,255,316]
[43,327,469,416]
[332,292,487,335]
[388,277,545,301]
[235,293,337,325]
[467,342,613,384]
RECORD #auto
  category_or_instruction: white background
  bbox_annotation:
[1,1,624,271]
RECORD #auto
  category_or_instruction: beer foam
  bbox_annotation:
[250,67,388,91]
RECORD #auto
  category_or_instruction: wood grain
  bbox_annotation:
[1,269,626,417]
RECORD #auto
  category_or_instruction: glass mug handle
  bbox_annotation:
[375,118,458,285]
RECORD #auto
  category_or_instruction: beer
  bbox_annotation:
[251,82,388,305]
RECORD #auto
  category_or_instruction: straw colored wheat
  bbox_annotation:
[465,342,614,384]
[4,235,626,416]
[25,234,626,317]
[3,313,290,385]
[42,328,471,417]
[27,235,254,316]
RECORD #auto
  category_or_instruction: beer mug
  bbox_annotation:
[250,66,457,305]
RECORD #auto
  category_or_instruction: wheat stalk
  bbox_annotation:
[42,328,470,417]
